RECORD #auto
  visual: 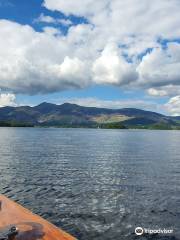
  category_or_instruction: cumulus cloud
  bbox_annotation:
[43,0,106,17]
[137,44,180,88]
[147,85,180,97]
[0,93,16,107]
[55,56,90,88]
[0,20,90,94]
[34,13,56,24]
[34,13,73,26]
[0,0,180,96]
[93,43,138,85]
[165,96,180,116]
[44,0,180,41]
[58,19,72,26]
[43,0,180,92]
[147,88,168,97]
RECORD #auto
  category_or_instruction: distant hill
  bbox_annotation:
[0,102,179,129]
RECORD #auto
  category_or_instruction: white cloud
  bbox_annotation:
[0,20,89,94]
[58,19,72,26]
[35,13,56,24]
[53,56,90,88]
[43,0,106,17]
[147,85,180,97]
[164,96,180,116]
[44,0,180,41]
[0,0,180,96]
[43,0,180,95]
[35,13,73,26]
[42,26,60,35]
[93,43,138,85]
[44,0,180,78]
[0,93,16,107]
[147,88,168,97]
[137,44,180,88]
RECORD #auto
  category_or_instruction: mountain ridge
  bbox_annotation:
[0,102,179,129]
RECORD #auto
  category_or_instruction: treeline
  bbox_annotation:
[98,122,127,129]
[0,120,180,130]
[0,121,34,127]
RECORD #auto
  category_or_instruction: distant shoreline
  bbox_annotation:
[0,124,179,130]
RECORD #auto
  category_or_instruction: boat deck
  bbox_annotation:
[0,194,76,240]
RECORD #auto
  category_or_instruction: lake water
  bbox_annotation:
[0,128,180,240]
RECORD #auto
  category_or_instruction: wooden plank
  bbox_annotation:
[0,194,76,240]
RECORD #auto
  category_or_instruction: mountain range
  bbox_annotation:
[0,102,180,129]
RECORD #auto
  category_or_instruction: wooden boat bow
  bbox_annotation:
[0,195,76,240]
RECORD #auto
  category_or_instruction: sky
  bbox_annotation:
[0,0,180,115]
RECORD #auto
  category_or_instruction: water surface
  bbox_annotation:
[0,128,180,239]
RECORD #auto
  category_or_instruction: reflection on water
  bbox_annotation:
[0,128,180,240]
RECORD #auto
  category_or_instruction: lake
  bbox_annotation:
[0,128,180,240]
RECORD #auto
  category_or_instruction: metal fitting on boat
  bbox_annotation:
[0,226,19,240]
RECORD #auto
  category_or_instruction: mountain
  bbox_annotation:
[0,102,179,129]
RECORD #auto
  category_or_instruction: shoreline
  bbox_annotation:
[0,125,180,130]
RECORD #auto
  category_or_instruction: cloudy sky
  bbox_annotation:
[0,0,180,115]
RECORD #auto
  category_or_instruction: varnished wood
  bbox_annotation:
[0,194,76,240]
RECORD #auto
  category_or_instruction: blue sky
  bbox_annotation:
[0,0,88,33]
[0,0,180,115]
